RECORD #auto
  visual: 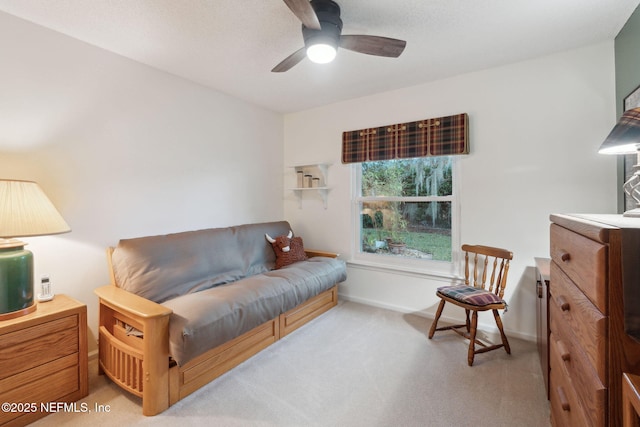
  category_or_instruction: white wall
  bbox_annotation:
[0,8,619,349]
[0,12,284,352]
[284,42,618,341]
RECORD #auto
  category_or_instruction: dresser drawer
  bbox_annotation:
[550,262,606,380]
[550,344,591,427]
[550,224,607,313]
[549,331,605,426]
[550,305,606,385]
[0,315,79,380]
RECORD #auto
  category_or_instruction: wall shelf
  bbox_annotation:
[289,163,332,209]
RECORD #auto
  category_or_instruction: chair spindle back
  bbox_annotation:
[462,244,513,299]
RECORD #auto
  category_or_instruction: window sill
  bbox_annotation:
[346,258,460,281]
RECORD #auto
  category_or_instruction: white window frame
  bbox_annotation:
[350,157,462,279]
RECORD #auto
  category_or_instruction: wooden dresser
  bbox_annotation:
[549,214,640,426]
[0,295,88,426]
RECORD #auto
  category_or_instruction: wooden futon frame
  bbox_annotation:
[95,249,339,416]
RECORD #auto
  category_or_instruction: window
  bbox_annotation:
[343,113,468,273]
[354,157,458,269]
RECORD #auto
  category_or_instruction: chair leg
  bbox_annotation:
[428,299,446,339]
[468,310,478,366]
[464,309,471,333]
[493,309,511,354]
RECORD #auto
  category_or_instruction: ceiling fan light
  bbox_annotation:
[306,43,337,64]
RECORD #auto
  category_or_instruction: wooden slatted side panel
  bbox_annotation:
[99,326,144,397]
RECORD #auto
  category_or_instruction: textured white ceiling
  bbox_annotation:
[0,0,638,113]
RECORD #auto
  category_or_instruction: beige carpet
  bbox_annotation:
[32,301,550,426]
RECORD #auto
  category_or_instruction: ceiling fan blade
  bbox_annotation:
[271,47,307,72]
[282,0,321,30]
[339,35,406,58]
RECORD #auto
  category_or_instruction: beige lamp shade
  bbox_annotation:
[0,180,70,238]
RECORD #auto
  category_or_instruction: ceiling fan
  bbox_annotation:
[272,0,407,72]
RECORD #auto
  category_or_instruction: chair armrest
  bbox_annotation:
[305,249,340,259]
[95,285,172,319]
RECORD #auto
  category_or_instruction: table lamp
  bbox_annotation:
[598,107,640,217]
[0,180,70,320]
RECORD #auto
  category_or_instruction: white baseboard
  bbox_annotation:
[338,293,536,343]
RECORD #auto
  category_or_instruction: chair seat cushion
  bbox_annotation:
[437,285,504,307]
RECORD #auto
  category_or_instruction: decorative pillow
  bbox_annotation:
[437,285,504,307]
[266,231,308,269]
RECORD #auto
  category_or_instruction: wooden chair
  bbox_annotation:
[428,244,513,366]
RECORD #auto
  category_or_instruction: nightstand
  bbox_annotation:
[535,257,550,399]
[0,294,88,426]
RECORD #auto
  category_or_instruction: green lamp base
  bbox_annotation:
[0,240,36,320]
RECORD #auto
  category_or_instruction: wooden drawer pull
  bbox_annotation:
[557,340,570,361]
[557,386,570,411]
[559,251,571,262]
[556,296,570,311]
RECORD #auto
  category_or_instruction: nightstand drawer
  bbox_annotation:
[0,295,88,426]
[550,262,606,379]
[0,361,79,425]
[550,224,607,312]
[0,315,79,380]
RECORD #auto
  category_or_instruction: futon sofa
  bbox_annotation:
[94,221,347,415]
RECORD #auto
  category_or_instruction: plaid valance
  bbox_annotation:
[341,113,469,164]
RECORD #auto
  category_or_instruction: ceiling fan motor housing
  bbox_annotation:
[302,0,343,49]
